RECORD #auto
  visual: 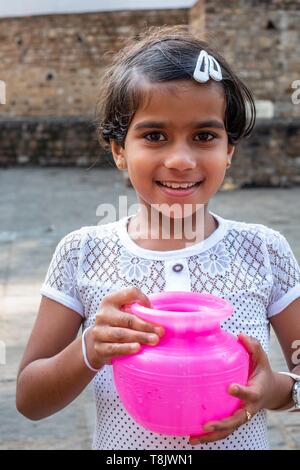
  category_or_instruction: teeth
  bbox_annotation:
[159,181,198,189]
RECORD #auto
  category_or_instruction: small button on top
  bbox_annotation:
[172,263,184,273]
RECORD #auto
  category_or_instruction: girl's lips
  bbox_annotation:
[155,181,202,197]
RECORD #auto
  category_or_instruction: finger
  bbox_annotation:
[94,325,160,346]
[101,286,152,309]
[94,341,141,363]
[100,288,164,336]
[99,306,164,337]
[228,382,260,403]
[189,429,233,445]
[202,408,250,434]
[238,333,267,372]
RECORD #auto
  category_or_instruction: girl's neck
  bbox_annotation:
[127,206,218,252]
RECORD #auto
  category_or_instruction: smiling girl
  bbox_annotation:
[16,26,300,450]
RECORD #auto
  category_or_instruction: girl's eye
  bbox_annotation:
[144,132,166,142]
[143,131,216,142]
[195,132,215,142]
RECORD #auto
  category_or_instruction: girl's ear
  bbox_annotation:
[227,143,235,166]
[110,140,127,170]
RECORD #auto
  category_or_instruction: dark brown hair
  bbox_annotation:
[96,25,256,149]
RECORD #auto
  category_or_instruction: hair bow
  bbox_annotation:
[193,50,222,83]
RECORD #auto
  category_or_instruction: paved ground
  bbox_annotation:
[0,167,299,450]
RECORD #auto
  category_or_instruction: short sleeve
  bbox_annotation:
[266,231,300,317]
[40,229,84,317]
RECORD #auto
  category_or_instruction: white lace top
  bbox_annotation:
[40,212,300,450]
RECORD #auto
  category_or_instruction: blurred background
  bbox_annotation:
[0,0,299,450]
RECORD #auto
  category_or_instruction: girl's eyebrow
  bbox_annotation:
[133,120,225,130]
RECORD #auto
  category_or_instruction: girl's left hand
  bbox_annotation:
[189,333,276,446]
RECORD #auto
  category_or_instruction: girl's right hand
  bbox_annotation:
[84,287,165,368]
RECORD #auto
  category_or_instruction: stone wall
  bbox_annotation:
[0,117,110,167]
[228,118,300,187]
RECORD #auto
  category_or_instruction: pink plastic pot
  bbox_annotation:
[112,291,250,436]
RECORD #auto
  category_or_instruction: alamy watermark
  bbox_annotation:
[96,197,206,246]
[291,339,300,366]
[0,80,6,105]
[0,340,6,365]
[291,80,300,104]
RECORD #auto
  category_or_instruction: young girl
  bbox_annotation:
[16,26,300,450]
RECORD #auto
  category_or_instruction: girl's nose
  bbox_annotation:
[164,146,197,171]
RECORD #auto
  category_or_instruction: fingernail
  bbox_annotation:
[231,385,239,394]
[154,327,164,337]
[148,334,159,345]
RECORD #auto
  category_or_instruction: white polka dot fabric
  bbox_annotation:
[40,212,300,450]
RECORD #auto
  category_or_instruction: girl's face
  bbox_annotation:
[111,79,235,220]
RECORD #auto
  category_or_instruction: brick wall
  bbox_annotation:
[0,1,300,187]
[199,0,300,118]
[229,118,300,187]
[0,9,188,117]
[188,0,300,186]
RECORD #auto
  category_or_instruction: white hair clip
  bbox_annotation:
[193,50,222,83]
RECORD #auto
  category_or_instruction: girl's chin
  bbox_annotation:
[159,208,204,220]
[151,203,206,220]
